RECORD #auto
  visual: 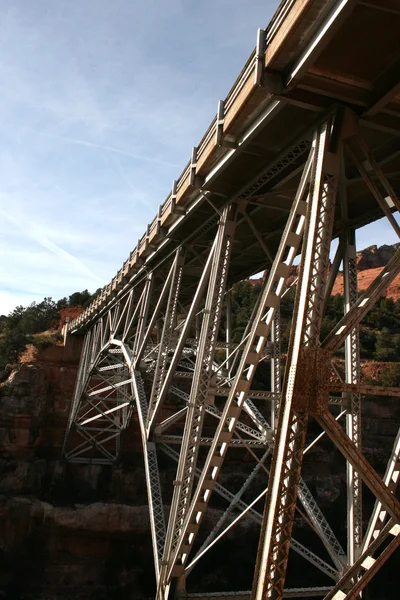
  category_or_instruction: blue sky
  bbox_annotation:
[0,0,398,315]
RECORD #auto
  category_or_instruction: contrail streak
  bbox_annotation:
[0,207,104,285]
[40,132,179,168]
[110,152,153,212]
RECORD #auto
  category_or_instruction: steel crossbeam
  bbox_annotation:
[185,450,270,576]
[322,520,400,600]
[344,138,400,237]
[156,435,266,449]
[64,336,135,463]
[135,259,177,364]
[148,239,217,434]
[160,445,338,582]
[169,381,345,573]
[186,591,333,599]
[322,249,400,352]
[315,410,400,524]
[169,388,264,441]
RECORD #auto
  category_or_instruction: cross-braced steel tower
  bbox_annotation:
[63,1,400,598]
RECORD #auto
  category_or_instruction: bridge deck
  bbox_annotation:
[69,0,400,334]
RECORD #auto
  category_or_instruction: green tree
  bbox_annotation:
[359,328,377,358]
[0,330,31,369]
[365,362,400,387]
[68,290,92,307]
[7,305,26,329]
[374,327,398,362]
[231,281,261,343]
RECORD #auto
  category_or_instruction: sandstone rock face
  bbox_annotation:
[0,497,149,539]
[255,243,400,299]
[331,243,400,299]
[0,355,76,460]
[332,266,400,300]
[58,307,83,329]
[356,243,400,271]
[0,496,155,600]
[0,364,47,417]
[49,502,150,534]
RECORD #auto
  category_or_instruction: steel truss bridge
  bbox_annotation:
[63,1,400,598]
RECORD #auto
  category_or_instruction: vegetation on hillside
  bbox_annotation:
[0,290,99,373]
[230,282,400,388]
[233,283,400,358]
[1,281,400,386]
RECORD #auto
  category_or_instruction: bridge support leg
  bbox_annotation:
[62,329,92,456]
[337,144,363,566]
[270,308,281,431]
[343,231,362,564]
[252,115,342,600]
[62,104,400,599]
[158,116,328,591]
[159,202,238,595]
[148,249,185,425]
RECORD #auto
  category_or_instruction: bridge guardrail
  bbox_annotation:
[68,0,300,332]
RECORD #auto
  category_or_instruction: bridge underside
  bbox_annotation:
[63,1,400,598]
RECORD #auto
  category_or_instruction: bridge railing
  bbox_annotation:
[68,0,299,332]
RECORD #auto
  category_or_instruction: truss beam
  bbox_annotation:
[160,203,238,587]
[253,116,341,600]
[163,138,316,586]
[63,105,400,600]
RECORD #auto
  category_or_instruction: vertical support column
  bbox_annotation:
[226,290,232,372]
[89,320,102,370]
[148,242,217,435]
[340,149,363,564]
[165,140,317,587]
[63,329,92,456]
[133,275,153,358]
[159,203,237,592]
[132,372,166,584]
[343,230,363,563]
[270,308,281,431]
[148,249,185,425]
[253,117,341,600]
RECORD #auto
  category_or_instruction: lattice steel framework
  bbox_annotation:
[63,105,400,600]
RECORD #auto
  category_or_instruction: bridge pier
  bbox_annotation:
[62,326,84,363]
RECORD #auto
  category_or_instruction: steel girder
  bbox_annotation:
[63,109,400,600]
